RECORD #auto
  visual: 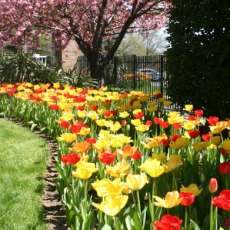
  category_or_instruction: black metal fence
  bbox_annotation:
[75,55,169,96]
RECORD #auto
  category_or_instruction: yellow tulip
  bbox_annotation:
[140,158,165,178]
[60,111,74,121]
[144,134,168,149]
[135,124,149,132]
[168,112,184,125]
[92,195,128,216]
[163,100,172,107]
[169,137,189,149]
[193,141,209,151]
[184,104,193,112]
[53,82,60,89]
[180,184,202,196]
[77,110,86,118]
[58,133,76,143]
[211,136,221,146]
[96,119,106,127]
[110,134,132,148]
[164,155,183,173]
[109,121,121,133]
[131,119,142,127]
[133,109,142,115]
[132,101,141,109]
[183,121,196,130]
[92,178,129,197]
[222,139,230,153]
[119,111,129,118]
[207,144,217,150]
[153,191,181,208]
[72,161,97,180]
[87,111,99,120]
[147,102,157,112]
[210,121,229,134]
[152,153,167,162]
[106,160,130,178]
[78,127,91,136]
[126,173,148,191]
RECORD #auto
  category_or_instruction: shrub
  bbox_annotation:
[0,52,58,83]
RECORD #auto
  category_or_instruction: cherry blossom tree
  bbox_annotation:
[0,0,169,80]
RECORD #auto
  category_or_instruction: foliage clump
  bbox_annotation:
[167,0,230,118]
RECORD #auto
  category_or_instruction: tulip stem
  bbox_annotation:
[210,198,213,230]
[132,192,137,207]
[184,207,188,229]
[84,181,88,199]
[151,180,155,220]
[214,207,218,230]
[137,191,141,215]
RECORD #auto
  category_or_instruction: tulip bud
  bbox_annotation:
[208,178,218,193]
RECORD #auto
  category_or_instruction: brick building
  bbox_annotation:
[61,39,82,71]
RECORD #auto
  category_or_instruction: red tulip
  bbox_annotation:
[159,120,169,129]
[153,117,161,125]
[7,87,17,96]
[187,115,197,121]
[71,122,86,133]
[76,105,84,111]
[202,133,212,142]
[212,190,230,211]
[179,192,195,206]
[207,116,219,126]
[49,104,59,110]
[90,105,98,111]
[188,130,200,138]
[153,214,183,230]
[99,151,116,165]
[219,148,228,157]
[131,151,142,160]
[172,123,182,130]
[59,120,70,129]
[145,120,152,126]
[85,137,96,144]
[103,110,114,118]
[61,153,81,165]
[160,138,170,147]
[73,94,86,103]
[208,178,218,193]
[154,92,162,99]
[134,111,144,119]
[171,134,181,142]
[194,109,204,117]
[218,162,230,175]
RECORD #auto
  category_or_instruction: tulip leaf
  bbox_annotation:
[189,219,201,230]
[101,224,112,230]
[125,215,132,230]
[132,211,142,230]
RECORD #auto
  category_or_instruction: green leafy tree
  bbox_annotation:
[117,34,147,56]
[167,0,230,118]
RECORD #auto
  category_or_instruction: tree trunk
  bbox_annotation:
[88,57,106,87]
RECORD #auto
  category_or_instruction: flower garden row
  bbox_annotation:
[0,82,229,230]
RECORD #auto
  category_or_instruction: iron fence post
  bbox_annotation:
[133,55,137,90]
[160,55,164,95]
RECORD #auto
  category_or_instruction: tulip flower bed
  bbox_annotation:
[0,82,229,230]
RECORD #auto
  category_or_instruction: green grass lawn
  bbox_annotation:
[0,119,49,230]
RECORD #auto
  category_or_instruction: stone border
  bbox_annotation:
[6,118,67,230]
